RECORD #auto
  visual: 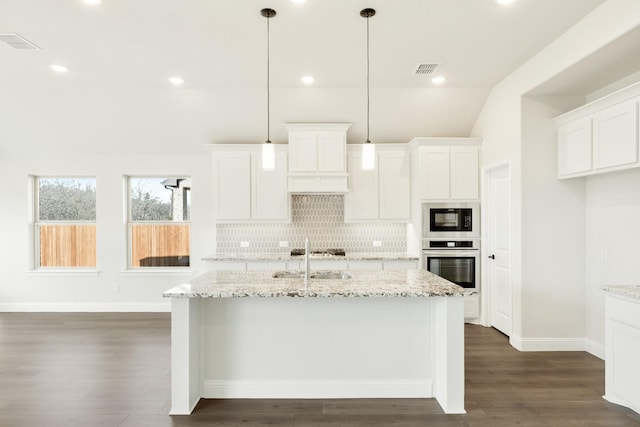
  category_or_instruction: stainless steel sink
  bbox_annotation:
[310,272,352,280]
[272,271,304,279]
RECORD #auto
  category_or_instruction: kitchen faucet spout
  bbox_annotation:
[304,237,310,290]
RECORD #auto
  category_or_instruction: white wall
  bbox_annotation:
[0,152,213,311]
[471,0,640,349]
[520,96,586,346]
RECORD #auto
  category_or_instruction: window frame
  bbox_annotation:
[125,175,192,271]
[31,175,98,271]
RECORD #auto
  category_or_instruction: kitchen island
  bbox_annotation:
[163,269,467,415]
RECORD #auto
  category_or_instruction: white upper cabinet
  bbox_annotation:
[286,123,350,193]
[557,116,592,176]
[592,98,638,171]
[554,82,640,179]
[450,147,480,200]
[252,151,289,220]
[378,149,411,220]
[415,143,480,201]
[212,151,251,220]
[345,146,411,222]
[211,145,289,222]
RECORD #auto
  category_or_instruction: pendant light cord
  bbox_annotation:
[266,15,271,144]
[365,14,370,144]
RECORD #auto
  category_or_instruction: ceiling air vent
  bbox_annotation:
[0,33,40,50]
[415,63,440,75]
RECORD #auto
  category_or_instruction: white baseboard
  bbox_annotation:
[202,379,433,399]
[510,335,586,352]
[585,339,605,360]
[0,302,171,312]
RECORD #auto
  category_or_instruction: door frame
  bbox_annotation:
[480,159,512,329]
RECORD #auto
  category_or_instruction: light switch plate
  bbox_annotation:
[279,241,289,248]
[240,241,250,248]
[373,241,382,247]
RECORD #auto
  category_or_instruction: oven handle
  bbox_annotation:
[422,250,480,257]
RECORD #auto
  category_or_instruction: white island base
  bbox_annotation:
[169,296,465,415]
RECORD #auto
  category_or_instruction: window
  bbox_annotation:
[127,177,190,268]
[34,177,97,268]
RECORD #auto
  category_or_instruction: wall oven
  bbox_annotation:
[423,239,479,292]
[422,202,479,239]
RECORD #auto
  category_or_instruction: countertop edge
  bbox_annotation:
[602,285,640,301]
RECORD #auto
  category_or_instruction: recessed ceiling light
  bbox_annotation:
[431,76,445,85]
[301,75,315,85]
[50,64,69,73]
[82,0,102,5]
[496,0,515,4]
[168,77,184,86]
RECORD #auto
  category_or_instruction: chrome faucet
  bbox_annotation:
[304,237,310,289]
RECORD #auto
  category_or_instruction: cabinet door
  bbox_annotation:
[450,147,479,200]
[289,132,318,173]
[252,151,289,221]
[212,151,251,220]
[317,131,346,172]
[379,150,411,220]
[557,117,592,177]
[592,99,638,170]
[420,147,450,200]
[344,151,378,221]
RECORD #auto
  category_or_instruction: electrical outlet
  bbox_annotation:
[113,283,119,292]
[240,241,250,248]
[279,241,289,248]
[373,241,382,247]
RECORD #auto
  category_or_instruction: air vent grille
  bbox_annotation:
[415,63,440,75]
[0,33,40,50]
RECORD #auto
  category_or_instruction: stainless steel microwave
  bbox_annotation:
[422,203,480,239]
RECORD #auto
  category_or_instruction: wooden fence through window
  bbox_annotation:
[38,224,96,267]
[39,224,190,268]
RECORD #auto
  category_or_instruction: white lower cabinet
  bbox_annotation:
[605,293,640,414]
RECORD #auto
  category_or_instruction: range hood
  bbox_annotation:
[286,123,351,194]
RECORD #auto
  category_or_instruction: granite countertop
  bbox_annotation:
[163,269,468,298]
[202,253,419,262]
[602,285,640,301]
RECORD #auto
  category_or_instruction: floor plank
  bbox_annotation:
[0,313,638,426]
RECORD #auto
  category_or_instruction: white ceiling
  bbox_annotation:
[0,0,614,155]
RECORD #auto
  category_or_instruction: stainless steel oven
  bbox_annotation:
[423,239,479,291]
[422,203,479,239]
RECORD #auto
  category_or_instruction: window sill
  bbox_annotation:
[120,269,195,277]
[26,269,100,277]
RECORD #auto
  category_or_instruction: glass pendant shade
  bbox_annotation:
[262,142,275,170]
[361,142,375,170]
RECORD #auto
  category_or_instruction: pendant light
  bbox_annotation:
[261,8,276,170]
[361,8,376,170]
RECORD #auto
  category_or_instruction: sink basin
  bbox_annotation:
[310,272,352,280]
[272,271,304,279]
[272,271,352,280]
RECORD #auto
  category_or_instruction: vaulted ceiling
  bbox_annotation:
[0,0,614,155]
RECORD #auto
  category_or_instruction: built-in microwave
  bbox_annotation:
[422,203,480,239]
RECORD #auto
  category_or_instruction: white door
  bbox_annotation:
[485,163,512,336]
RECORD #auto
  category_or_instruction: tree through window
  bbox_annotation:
[35,177,97,268]
[127,177,191,268]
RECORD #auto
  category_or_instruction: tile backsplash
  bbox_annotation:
[216,195,407,253]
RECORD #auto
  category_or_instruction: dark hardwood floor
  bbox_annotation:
[0,313,637,426]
